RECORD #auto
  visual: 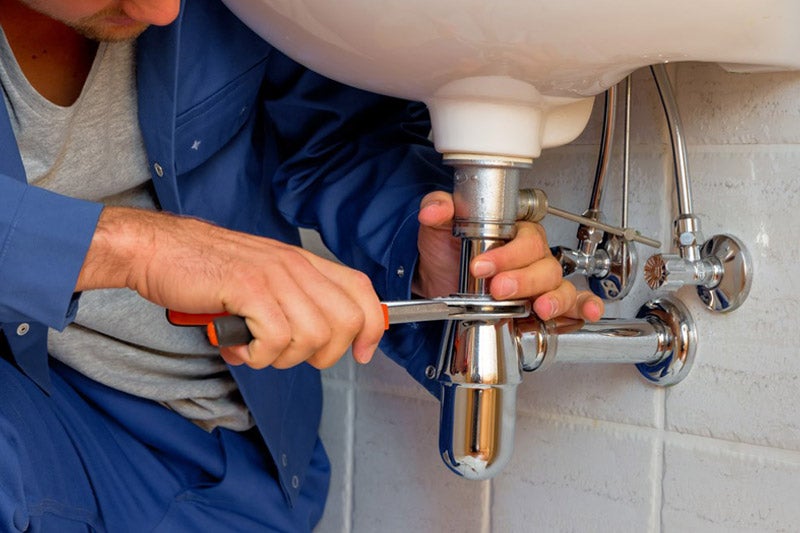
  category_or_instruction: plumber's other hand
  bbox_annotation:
[414,191,604,322]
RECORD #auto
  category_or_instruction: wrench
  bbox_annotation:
[167,297,529,347]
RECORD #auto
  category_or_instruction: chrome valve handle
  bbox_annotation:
[517,188,661,248]
[645,234,752,313]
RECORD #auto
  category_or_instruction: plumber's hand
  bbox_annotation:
[414,191,604,322]
[77,206,385,370]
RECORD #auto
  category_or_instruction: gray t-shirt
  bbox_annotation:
[0,29,252,431]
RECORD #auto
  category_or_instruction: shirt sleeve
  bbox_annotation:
[0,175,103,329]
[262,52,452,395]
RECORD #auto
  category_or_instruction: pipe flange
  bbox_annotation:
[635,297,696,386]
[696,234,752,313]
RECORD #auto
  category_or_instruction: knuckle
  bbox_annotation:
[560,280,578,301]
[518,223,548,259]
[542,256,564,283]
[309,353,340,370]
[340,306,366,332]
[268,329,293,352]
[350,270,374,293]
[248,359,273,370]
[307,326,333,351]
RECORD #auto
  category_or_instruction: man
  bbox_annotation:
[0,0,603,530]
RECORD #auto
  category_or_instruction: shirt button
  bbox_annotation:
[281,453,288,467]
[425,365,437,379]
[291,475,300,489]
[153,162,164,177]
[16,323,30,336]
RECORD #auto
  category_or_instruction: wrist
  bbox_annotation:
[75,206,156,292]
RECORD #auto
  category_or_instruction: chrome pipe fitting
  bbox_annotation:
[646,65,752,313]
[645,234,752,313]
[438,318,522,479]
[438,296,696,479]
[651,64,694,217]
[437,156,531,480]
[518,297,696,386]
[552,244,610,279]
[644,253,721,292]
[549,84,643,301]
[449,158,531,241]
[434,152,698,481]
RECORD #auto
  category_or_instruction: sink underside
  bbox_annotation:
[223,0,800,158]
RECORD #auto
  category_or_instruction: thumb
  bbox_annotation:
[418,191,454,229]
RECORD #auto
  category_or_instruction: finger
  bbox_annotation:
[231,295,290,369]
[531,281,578,321]
[225,256,324,369]
[219,345,249,366]
[415,191,461,298]
[488,255,563,300]
[301,256,384,366]
[471,222,550,279]
[418,190,455,229]
[265,269,337,370]
[562,291,605,322]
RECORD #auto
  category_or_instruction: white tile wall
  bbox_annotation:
[662,437,800,532]
[313,62,800,532]
[493,416,657,533]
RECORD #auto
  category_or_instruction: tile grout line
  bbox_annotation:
[482,480,492,533]
[651,387,667,533]
[345,362,356,533]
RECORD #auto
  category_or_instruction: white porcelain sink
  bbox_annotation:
[223,0,800,160]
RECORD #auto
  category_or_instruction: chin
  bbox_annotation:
[74,22,150,42]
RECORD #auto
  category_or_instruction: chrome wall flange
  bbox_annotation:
[696,234,752,313]
[635,297,696,386]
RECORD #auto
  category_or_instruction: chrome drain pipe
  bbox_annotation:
[436,156,530,480]
[518,297,695,386]
[437,296,696,479]
[434,149,697,479]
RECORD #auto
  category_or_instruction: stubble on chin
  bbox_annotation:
[68,8,150,42]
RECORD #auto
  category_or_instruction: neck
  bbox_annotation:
[0,0,98,106]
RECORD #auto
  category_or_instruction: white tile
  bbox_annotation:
[317,384,353,533]
[517,364,662,428]
[351,390,485,532]
[355,347,434,400]
[526,149,672,255]
[663,439,800,533]
[493,414,656,533]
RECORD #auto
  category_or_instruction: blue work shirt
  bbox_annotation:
[0,0,449,506]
